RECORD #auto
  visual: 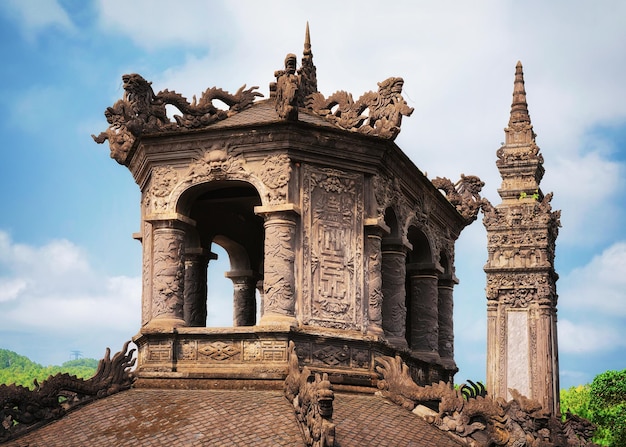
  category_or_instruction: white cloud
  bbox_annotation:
[95,0,236,51]
[0,231,140,336]
[0,0,75,38]
[560,241,626,316]
[558,319,626,354]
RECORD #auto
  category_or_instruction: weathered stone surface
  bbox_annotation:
[482,61,561,414]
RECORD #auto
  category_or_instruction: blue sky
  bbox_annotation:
[0,0,624,389]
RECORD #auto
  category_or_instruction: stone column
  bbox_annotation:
[225,270,258,326]
[437,274,457,363]
[486,300,502,397]
[183,249,215,327]
[364,219,389,336]
[407,263,440,360]
[381,240,408,348]
[147,218,190,329]
[255,204,299,326]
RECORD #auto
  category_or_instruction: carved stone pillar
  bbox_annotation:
[438,274,457,362]
[255,205,299,326]
[486,296,501,397]
[147,218,190,329]
[226,270,258,326]
[381,240,408,348]
[407,263,440,359]
[365,219,389,336]
[183,249,215,327]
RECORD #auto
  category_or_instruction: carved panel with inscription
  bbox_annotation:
[302,166,364,329]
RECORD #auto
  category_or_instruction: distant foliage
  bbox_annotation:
[0,349,98,389]
[561,369,626,447]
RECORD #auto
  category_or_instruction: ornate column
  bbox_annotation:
[437,273,458,363]
[364,219,389,336]
[147,216,193,329]
[381,239,409,348]
[183,249,215,327]
[406,263,441,360]
[225,270,258,326]
[255,204,299,326]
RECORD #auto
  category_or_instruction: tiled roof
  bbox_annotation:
[208,99,339,130]
[5,388,463,446]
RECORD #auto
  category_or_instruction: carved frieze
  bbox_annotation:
[198,341,241,361]
[147,340,173,362]
[259,154,291,204]
[302,166,363,329]
[145,166,179,213]
[186,146,248,184]
[486,272,555,301]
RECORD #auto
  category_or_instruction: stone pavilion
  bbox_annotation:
[1,26,598,447]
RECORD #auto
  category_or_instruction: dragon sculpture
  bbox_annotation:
[0,341,136,442]
[306,76,414,140]
[92,73,262,164]
[375,355,598,447]
[284,341,335,447]
[432,174,486,224]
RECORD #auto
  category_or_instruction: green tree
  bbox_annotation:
[589,369,626,447]
[0,349,98,389]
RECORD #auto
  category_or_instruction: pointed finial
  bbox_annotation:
[304,21,311,56]
[298,21,317,104]
[509,61,531,126]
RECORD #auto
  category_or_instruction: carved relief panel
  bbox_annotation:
[302,166,364,329]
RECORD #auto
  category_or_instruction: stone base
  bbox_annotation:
[132,326,457,389]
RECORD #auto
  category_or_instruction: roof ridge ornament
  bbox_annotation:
[92,74,263,164]
[306,77,414,140]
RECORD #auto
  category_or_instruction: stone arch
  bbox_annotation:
[177,179,264,327]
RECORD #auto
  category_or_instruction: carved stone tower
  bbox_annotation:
[482,62,561,414]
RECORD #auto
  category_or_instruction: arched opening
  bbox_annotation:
[178,180,264,328]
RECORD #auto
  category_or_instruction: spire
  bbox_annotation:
[298,21,317,105]
[496,61,544,202]
[509,61,531,127]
